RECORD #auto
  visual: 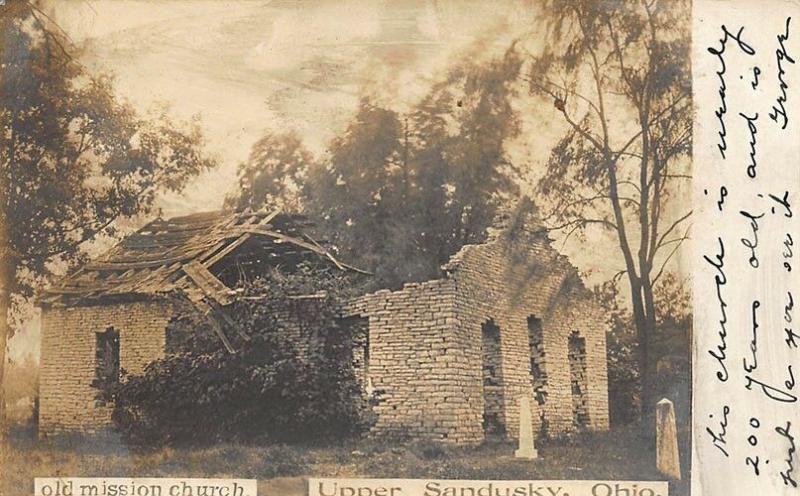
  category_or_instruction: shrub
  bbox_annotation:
[606,329,641,426]
[107,265,369,448]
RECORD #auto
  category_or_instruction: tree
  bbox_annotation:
[231,50,524,289]
[405,48,523,268]
[307,46,523,288]
[225,130,314,212]
[596,273,691,425]
[0,0,215,437]
[526,0,691,413]
[305,99,413,287]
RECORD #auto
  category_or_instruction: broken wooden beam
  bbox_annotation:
[237,225,372,275]
[182,260,236,306]
[206,311,236,353]
[207,299,250,341]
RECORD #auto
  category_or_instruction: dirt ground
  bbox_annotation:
[1,423,690,496]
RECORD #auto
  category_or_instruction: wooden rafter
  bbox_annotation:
[182,260,236,306]
[42,208,369,305]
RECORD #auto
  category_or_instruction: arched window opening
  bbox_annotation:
[527,316,548,406]
[481,318,505,436]
[568,331,589,429]
[93,326,120,389]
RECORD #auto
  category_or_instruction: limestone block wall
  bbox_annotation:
[350,227,610,445]
[39,298,173,436]
[542,295,610,433]
[445,227,610,440]
[449,235,566,441]
[268,301,327,359]
[37,228,608,443]
[347,280,483,444]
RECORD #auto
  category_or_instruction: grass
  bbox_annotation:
[1,423,690,496]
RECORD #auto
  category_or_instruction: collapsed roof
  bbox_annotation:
[42,209,364,307]
[42,209,369,353]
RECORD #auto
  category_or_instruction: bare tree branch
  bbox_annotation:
[652,223,691,284]
[536,217,618,234]
[655,210,692,252]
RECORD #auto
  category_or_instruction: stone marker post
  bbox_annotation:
[514,396,538,459]
[656,398,681,479]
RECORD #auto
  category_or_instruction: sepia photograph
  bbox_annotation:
[0,1,692,495]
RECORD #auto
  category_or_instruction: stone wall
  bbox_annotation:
[264,300,328,359]
[38,293,347,436]
[448,227,610,439]
[538,294,609,433]
[349,225,610,444]
[39,299,173,436]
[347,280,483,444]
[38,226,610,443]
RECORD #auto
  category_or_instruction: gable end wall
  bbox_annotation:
[350,231,610,445]
[450,234,610,439]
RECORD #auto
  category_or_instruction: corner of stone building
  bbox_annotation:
[344,278,486,443]
[38,296,175,436]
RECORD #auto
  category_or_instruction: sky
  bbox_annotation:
[46,0,541,216]
[8,0,689,362]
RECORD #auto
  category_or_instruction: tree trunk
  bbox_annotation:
[641,276,659,417]
[625,277,660,426]
[607,157,655,423]
[626,275,652,418]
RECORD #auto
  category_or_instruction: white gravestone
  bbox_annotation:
[656,398,681,480]
[514,396,538,459]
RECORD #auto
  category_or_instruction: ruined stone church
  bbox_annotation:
[38,209,609,444]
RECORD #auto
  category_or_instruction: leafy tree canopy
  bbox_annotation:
[225,130,312,213]
[231,49,524,290]
[1,1,216,304]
